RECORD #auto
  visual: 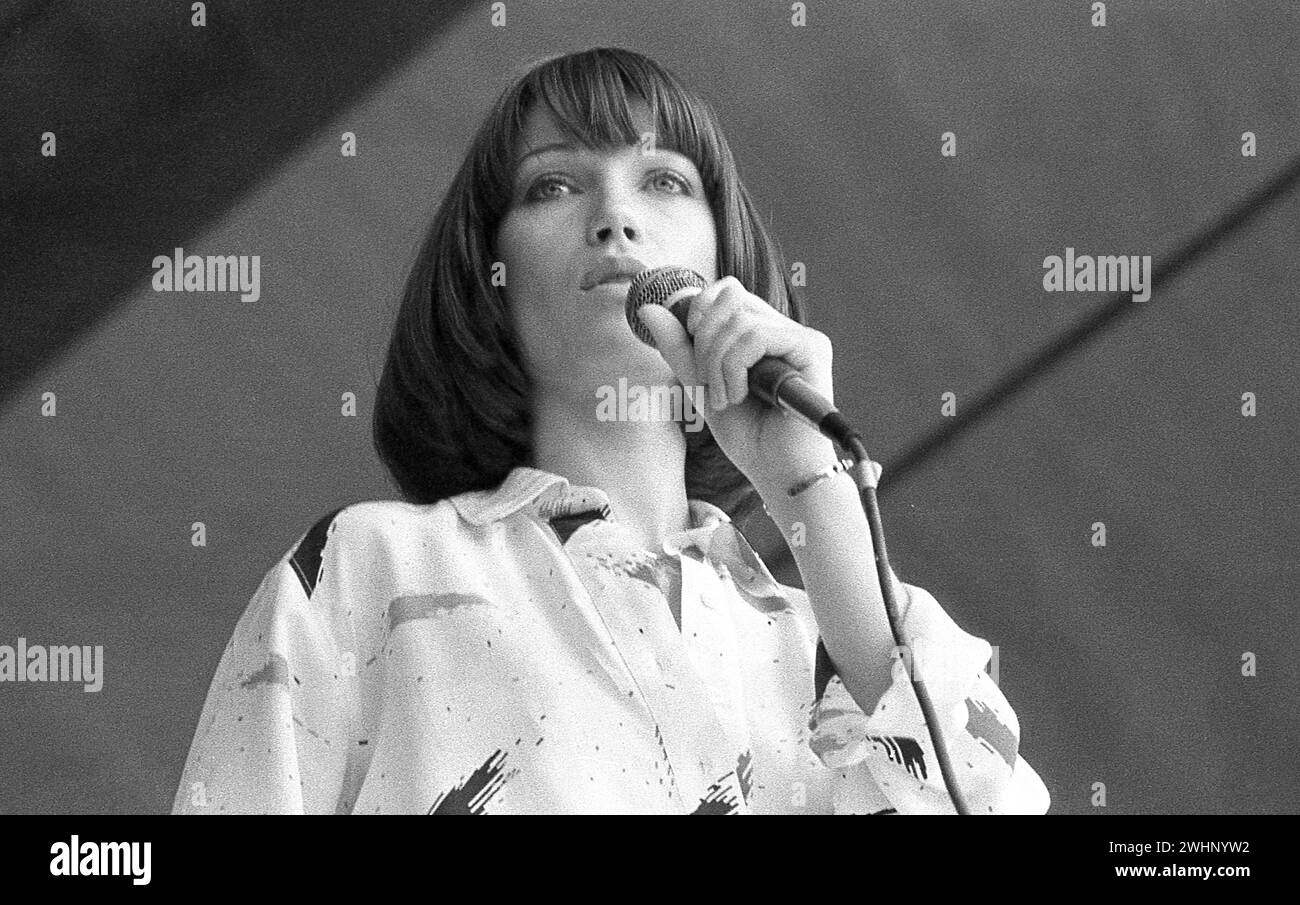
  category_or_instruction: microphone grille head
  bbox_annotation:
[626,266,706,346]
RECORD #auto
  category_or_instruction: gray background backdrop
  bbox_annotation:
[1,0,1296,814]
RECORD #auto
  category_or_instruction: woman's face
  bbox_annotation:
[495,99,719,393]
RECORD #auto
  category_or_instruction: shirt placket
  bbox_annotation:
[677,550,755,772]
[562,530,747,809]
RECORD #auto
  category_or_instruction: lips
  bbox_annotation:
[581,256,647,290]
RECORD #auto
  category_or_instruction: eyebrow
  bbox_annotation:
[514,141,687,169]
[515,142,577,168]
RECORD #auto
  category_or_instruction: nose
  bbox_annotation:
[589,223,637,245]
[586,192,642,246]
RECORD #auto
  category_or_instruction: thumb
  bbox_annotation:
[636,304,700,388]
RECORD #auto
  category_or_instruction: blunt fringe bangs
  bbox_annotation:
[373,46,805,520]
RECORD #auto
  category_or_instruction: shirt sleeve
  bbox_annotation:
[172,517,361,815]
[805,575,1051,815]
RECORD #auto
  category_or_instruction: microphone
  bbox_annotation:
[626,266,859,450]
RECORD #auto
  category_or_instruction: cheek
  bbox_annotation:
[496,221,546,309]
[501,220,567,286]
[497,235,560,366]
[686,212,719,276]
[495,218,527,273]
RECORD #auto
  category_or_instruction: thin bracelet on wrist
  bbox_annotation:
[785,456,857,497]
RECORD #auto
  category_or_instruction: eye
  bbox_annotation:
[650,170,693,194]
[522,169,694,203]
[523,174,572,202]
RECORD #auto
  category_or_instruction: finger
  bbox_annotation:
[684,276,731,336]
[718,328,766,407]
[692,284,787,365]
[702,322,734,411]
[690,279,753,349]
[694,301,791,400]
[685,274,755,336]
[696,308,789,411]
[636,304,700,389]
[705,318,832,410]
[692,302,741,373]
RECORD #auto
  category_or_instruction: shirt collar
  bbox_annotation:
[447,466,786,598]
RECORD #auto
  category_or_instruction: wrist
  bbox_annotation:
[749,443,844,498]
[758,466,868,554]
[755,456,883,511]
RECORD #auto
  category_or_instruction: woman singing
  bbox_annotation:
[174,47,1049,814]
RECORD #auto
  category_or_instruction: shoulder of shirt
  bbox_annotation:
[288,499,453,547]
[278,468,582,574]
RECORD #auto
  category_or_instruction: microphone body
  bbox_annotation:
[626,266,857,449]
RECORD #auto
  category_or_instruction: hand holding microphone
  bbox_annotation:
[626,267,856,489]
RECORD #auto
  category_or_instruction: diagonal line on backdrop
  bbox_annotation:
[751,154,1300,568]
[883,153,1300,487]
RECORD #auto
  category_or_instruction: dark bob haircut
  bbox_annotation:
[373,46,805,520]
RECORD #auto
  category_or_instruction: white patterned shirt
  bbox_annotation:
[173,466,1050,814]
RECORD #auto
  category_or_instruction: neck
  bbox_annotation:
[530,388,691,551]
